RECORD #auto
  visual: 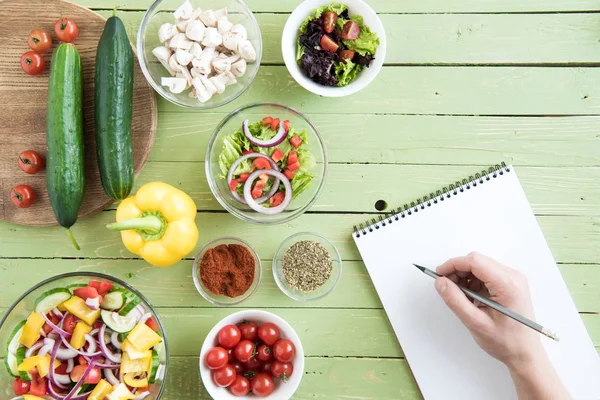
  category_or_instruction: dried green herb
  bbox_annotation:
[282,240,332,292]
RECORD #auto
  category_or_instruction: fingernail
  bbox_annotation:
[435,278,447,294]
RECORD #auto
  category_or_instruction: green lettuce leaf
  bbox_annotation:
[334,60,363,87]
[218,135,244,179]
[291,170,314,199]
[342,15,380,56]
[296,147,316,171]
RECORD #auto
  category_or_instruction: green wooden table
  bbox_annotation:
[2,0,600,398]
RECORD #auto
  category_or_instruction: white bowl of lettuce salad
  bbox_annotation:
[282,0,386,97]
[206,103,328,224]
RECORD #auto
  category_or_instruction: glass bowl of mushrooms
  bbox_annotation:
[137,0,262,109]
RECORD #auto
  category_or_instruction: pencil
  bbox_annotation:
[413,263,559,342]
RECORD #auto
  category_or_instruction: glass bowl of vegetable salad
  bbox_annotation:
[206,103,328,224]
[0,272,168,399]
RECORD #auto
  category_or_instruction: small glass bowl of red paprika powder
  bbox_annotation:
[192,237,262,306]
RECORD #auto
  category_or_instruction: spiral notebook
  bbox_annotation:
[352,164,600,400]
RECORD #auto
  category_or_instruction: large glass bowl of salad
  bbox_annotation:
[0,272,168,399]
[206,103,328,224]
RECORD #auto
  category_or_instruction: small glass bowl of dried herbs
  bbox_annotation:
[272,232,342,301]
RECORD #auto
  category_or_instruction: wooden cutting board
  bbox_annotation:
[0,0,157,226]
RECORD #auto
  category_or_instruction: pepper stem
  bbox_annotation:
[66,228,80,251]
[106,216,163,234]
[113,7,117,17]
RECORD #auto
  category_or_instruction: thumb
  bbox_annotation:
[435,277,484,330]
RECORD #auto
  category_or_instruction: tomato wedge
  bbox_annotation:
[229,179,239,191]
[73,286,99,301]
[269,192,286,207]
[287,162,300,172]
[239,173,250,183]
[270,118,280,131]
[253,158,271,170]
[251,181,265,199]
[287,151,298,164]
[89,281,113,296]
[262,116,273,126]
[271,149,284,163]
[283,169,295,180]
[289,135,303,148]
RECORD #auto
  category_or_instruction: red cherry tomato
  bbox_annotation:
[62,314,78,334]
[206,347,229,370]
[256,344,272,362]
[229,375,250,396]
[273,339,296,363]
[29,373,47,396]
[20,52,45,76]
[242,356,262,371]
[250,373,275,397]
[73,286,99,301]
[10,185,36,208]
[230,360,245,375]
[55,363,68,375]
[213,364,236,387]
[271,360,294,380]
[18,150,45,174]
[54,18,79,43]
[233,340,255,363]
[238,321,258,342]
[70,365,101,384]
[28,30,52,53]
[261,361,272,374]
[89,280,113,296]
[43,312,60,335]
[218,324,241,349]
[257,322,280,346]
[13,377,30,395]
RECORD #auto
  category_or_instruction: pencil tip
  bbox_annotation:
[413,263,425,272]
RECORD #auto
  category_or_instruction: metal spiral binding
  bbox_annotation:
[353,162,510,238]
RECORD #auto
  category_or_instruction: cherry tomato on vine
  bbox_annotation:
[238,320,258,342]
[256,344,272,362]
[20,52,45,75]
[28,30,52,52]
[213,364,236,387]
[233,340,255,363]
[257,322,280,346]
[271,360,294,381]
[218,324,241,349]
[54,18,79,43]
[10,185,36,208]
[229,376,250,396]
[273,339,296,363]
[18,150,45,174]
[230,360,245,375]
[206,347,229,370]
[250,373,275,397]
[242,356,262,371]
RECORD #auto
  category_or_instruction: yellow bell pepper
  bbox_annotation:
[123,372,149,388]
[126,322,162,351]
[18,355,60,378]
[121,351,151,374]
[121,339,152,360]
[106,182,199,267]
[19,312,45,348]
[71,321,92,349]
[88,379,114,400]
[57,302,68,312]
[24,395,46,400]
[63,296,101,326]
[107,383,135,400]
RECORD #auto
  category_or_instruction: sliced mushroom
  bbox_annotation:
[153,46,175,75]
[190,66,202,78]
[212,54,239,74]
[199,74,217,95]
[175,49,194,66]
[237,39,256,62]
[189,42,203,59]
[168,32,187,49]
[168,54,179,71]
[193,47,215,75]
[191,7,203,20]
[158,23,179,43]
[161,77,187,94]
[217,18,233,35]
[222,32,241,51]
[199,9,218,27]
[223,71,237,86]
[209,75,226,94]
[185,20,205,41]
[214,7,228,20]
[176,65,193,86]
[191,77,212,103]
[173,0,193,20]
[230,58,246,77]
[202,27,222,48]
[176,18,192,32]
[189,87,197,98]
[230,24,248,41]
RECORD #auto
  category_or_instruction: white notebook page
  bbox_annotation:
[352,167,600,400]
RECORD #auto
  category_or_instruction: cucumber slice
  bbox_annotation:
[118,292,141,316]
[148,349,160,384]
[100,289,127,310]
[16,347,31,382]
[101,310,137,333]
[154,341,166,363]
[7,320,25,355]
[66,283,87,293]
[4,352,18,377]
[34,287,72,314]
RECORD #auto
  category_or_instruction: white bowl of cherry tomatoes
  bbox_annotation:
[199,310,304,399]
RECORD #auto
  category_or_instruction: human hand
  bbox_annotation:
[434,252,544,371]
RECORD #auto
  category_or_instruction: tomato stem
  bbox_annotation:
[61,18,68,30]
[66,228,80,251]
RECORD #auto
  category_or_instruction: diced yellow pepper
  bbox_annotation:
[18,355,41,372]
[120,351,151,375]
[57,302,68,312]
[24,395,46,400]
[63,296,101,326]
[88,379,114,400]
[121,339,152,360]
[70,321,92,350]
[36,354,60,378]
[126,322,162,351]
[107,383,135,400]
[19,312,45,348]
[123,372,149,388]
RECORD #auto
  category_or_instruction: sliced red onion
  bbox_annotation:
[54,373,71,386]
[66,358,74,373]
[99,324,122,363]
[44,337,56,346]
[243,170,292,214]
[134,392,151,400]
[25,341,44,358]
[50,337,70,390]
[105,368,120,386]
[52,308,64,318]
[156,363,166,380]
[56,345,78,360]
[42,312,72,338]
[61,335,101,358]
[89,328,99,337]
[226,153,279,204]
[111,331,123,350]
[242,119,288,147]
[95,361,120,369]
[48,332,59,341]
[85,296,100,310]
[63,357,97,400]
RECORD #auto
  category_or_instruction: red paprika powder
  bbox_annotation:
[200,244,255,297]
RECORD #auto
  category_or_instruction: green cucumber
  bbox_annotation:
[4,352,18,377]
[34,288,72,314]
[46,43,84,250]
[118,292,141,316]
[95,12,134,201]
[16,347,31,382]
[7,321,25,355]
[100,310,136,333]
[148,349,160,384]
[100,289,127,310]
